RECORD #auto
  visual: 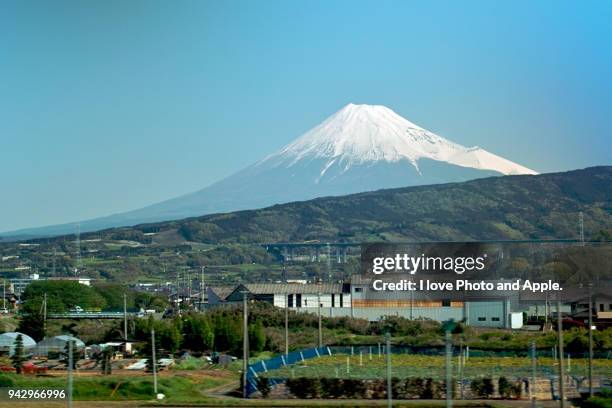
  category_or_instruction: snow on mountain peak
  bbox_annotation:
[263,103,537,177]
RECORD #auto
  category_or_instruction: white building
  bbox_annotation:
[209,283,351,316]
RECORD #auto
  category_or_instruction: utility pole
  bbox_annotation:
[588,283,594,397]
[410,276,414,320]
[43,293,47,338]
[200,266,205,311]
[285,293,289,355]
[151,329,158,397]
[445,327,453,408]
[557,299,565,408]
[123,293,128,341]
[458,339,464,399]
[544,292,549,330]
[386,332,392,408]
[175,272,180,313]
[2,279,5,311]
[242,291,249,398]
[188,269,192,306]
[326,243,331,282]
[531,340,537,408]
[75,224,81,274]
[317,292,322,348]
[67,339,73,408]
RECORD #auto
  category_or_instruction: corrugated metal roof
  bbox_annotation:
[244,283,344,294]
[208,286,235,300]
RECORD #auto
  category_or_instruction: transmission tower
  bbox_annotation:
[75,224,82,274]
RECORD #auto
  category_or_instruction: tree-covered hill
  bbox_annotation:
[110,166,612,244]
[1,166,610,283]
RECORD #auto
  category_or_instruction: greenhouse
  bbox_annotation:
[33,335,85,357]
[0,332,36,356]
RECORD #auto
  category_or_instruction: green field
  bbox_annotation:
[262,353,612,380]
[0,372,229,402]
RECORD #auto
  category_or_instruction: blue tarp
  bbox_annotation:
[246,346,332,396]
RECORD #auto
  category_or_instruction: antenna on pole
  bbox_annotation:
[123,293,128,341]
[579,211,585,246]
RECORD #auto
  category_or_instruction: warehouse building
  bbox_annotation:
[348,275,520,328]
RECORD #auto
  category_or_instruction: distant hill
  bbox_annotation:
[75,166,611,244]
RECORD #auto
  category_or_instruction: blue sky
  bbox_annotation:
[1,0,611,232]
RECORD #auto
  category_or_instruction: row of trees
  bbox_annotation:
[275,375,522,400]
[131,311,265,357]
[126,303,612,358]
[284,377,451,399]
[15,298,612,363]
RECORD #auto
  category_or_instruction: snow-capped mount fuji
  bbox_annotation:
[1,103,537,238]
[263,103,536,180]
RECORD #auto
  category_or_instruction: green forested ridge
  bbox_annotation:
[11,166,610,246]
[139,166,612,243]
[1,167,610,283]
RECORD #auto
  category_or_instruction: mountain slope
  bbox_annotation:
[2,103,537,239]
[102,166,612,244]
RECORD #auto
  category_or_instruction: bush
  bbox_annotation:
[286,377,320,398]
[422,378,435,399]
[437,377,456,399]
[342,378,367,398]
[320,377,344,398]
[391,377,402,399]
[498,376,522,399]
[512,382,522,399]
[582,390,612,408]
[404,377,425,398]
[470,377,494,398]
[498,376,511,398]
[369,379,387,399]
